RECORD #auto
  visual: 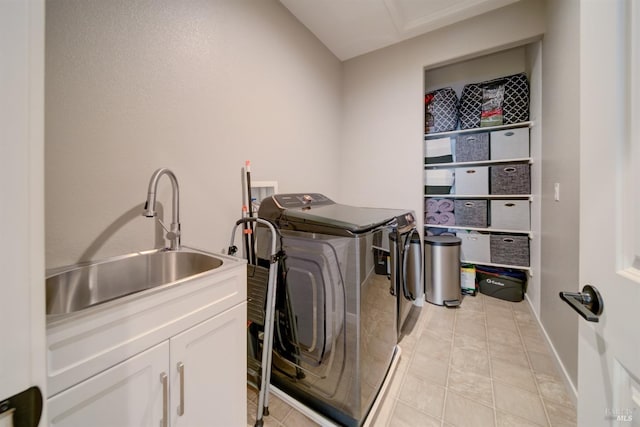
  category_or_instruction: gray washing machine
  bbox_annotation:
[257,193,416,426]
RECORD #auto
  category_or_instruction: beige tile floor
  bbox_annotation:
[247,293,577,427]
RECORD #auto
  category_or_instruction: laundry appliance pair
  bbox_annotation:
[256,193,421,426]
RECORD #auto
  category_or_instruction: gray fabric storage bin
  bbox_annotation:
[455,132,489,162]
[490,200,530,230]
[490,164,530,194]
[454,200,488,227]
[490,234,530,266]
[455,166,489,195]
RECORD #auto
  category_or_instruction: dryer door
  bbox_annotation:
[277,234,346,373]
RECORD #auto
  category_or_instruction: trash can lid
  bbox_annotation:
[424,235,461,246]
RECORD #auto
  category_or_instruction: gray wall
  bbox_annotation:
[45,0,342,268]
[339,0,580,391]
[339,0,545,214]
[45,0,579,393]
[339,0,545,308]
[540,0,580,389]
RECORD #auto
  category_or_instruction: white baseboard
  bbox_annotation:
[524,294,578,406]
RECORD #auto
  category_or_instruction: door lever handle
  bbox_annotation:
[559,284,603,322]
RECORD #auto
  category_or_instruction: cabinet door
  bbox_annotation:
[170,303,246,427]
[48,341,169,427]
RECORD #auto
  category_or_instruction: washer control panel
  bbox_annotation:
[272,193,334,209]
[395,211,416,233]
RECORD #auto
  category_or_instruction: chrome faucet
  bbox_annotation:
[143,168,181,250]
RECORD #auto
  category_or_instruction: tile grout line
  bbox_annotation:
[440,304,458,427]
[385,304,427,427]
[514,306,553,427]
[385,326,414,427]
[483,295,499,427]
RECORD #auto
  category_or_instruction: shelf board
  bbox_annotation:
[425,157,532,168]
[461,260,532,276]
[424,194,532,200]
[425,224,531,236]
[424,121,534,139]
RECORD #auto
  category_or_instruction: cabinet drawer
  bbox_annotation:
[490,128,529,160]
[455,132,489,162]
[455,166,489,195]
[456,232,490,263]
[490,200,530,230]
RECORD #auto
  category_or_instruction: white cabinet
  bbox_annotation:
[48,303,246,427]
[48,341,168,427]
[46,253,247,427]
[170,304,246,427]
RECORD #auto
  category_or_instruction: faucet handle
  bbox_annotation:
[157,218,171,234]
[157,218,181,250]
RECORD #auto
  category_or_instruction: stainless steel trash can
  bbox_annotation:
[424,236,461,307]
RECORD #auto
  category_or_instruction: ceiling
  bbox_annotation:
[279,0,520,61]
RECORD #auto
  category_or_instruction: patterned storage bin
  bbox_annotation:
[459,84,483,130]
[425,88,459,133]
[490,164,530,195]
[455,132,489,162]
[458,73,530,129]
[490,234,530,267]
[454,200,488,228]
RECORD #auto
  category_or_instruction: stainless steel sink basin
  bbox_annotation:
[46,249,224,316]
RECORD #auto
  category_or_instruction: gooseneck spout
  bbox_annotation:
[143,168,181,250]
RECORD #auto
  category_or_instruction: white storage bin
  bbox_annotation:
[425,137,453,164]
[490,127,529,160]
[454,166,489,195]
[425,169,454,195]
[490,200,530,230]
[456,231,491,263]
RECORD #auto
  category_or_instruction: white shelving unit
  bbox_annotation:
[424,121,534,138]
[459,260,532,273]
[425,224,533,237]
[424,121,533,273]
[424,194,532,200]
[425,157,532,168]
